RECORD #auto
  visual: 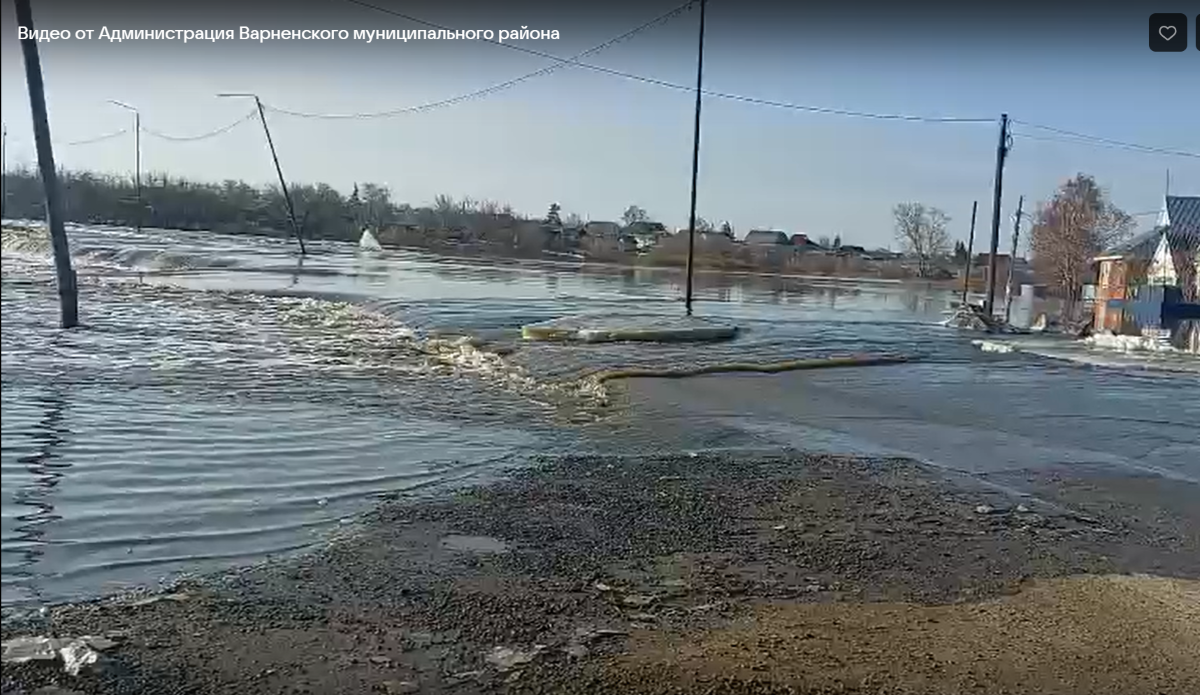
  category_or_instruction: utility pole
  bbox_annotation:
[960,200,978,306]
[1,123,7,219]
[15,0,78,328]
[216,93,306,255]
[108,100,141,231]
[983,113,1010,318]
[683,0,706,317]
[1003,195,1023,324]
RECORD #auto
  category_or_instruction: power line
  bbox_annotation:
[1011,120,1200,159]
[60,128,129,146]
[139,109,260,142]
[265,0,700,119]
[334,0,995,124]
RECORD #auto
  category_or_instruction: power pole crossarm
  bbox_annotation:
[15,0,78,328]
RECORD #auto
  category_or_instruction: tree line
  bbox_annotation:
[4,166,1137,299]
[0,167,533,243]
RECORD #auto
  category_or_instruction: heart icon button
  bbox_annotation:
[1159,25,1176,41]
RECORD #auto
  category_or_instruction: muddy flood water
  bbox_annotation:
[3,223,1197,612]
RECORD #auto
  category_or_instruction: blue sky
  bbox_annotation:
[2,0,1198,249]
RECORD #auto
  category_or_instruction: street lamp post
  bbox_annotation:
[107,100,141,231]
[216,93,305,255]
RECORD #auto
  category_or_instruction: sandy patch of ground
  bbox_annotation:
[599,574,1200,695]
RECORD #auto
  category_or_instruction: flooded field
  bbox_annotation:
[3,223,1197,611]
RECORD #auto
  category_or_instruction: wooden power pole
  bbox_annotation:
[1,123,7,219]
[683,0,707,317]
[15,0,78,328]
[217,93,306,255]
[1003,195,1024,324]
[960,200,978,306]
[983,114,1010,317]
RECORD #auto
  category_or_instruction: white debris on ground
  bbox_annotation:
[941,304,1027,334]
[1,635,117,676]
[484,644,547,672]
[1084,332,1179,354]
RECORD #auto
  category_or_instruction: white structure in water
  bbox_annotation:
[359,227,383,252]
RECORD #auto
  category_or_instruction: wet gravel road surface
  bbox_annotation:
[3,452,1199,695]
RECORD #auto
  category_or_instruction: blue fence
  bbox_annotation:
[1107,284,1200,335]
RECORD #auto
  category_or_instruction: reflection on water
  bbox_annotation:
[8,390,71,605]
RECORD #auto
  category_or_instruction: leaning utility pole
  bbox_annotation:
[15,0,78,328]
[960,200,978,306]
[216,93,306,255]
[683,0,707,317]
[1003,195,1024,324]
[983,113,1010,318]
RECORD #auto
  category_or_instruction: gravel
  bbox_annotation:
[3,451,1197,695]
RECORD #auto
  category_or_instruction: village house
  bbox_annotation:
[789,233,821,251]
[624,221,672,251]
[744,229,790,245]
[1092,195,1200,346]
[581,220,622,239]
[967,253,1013,292]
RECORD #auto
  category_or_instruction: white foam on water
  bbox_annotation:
[972,339,1015,354]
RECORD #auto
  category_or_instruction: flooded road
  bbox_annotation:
[2,223,1196,611]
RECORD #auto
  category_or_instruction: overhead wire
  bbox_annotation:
[59,128,129,146]
[314,0,995,124]
[1011,120,1200,159]
[139,109,260,142]
[27,4,1197,159]
[264,0,701,119]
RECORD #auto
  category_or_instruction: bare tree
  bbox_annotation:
[893,203,951,278]
[817,235,831,249]
[432,194,456,228]
[694,216,714,233]
[1029,173,1134,304]
[622,204,648,226]
[563,212,584,228]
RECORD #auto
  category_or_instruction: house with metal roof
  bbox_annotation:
[744,229,790,245]
[1093,195,1200,340]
